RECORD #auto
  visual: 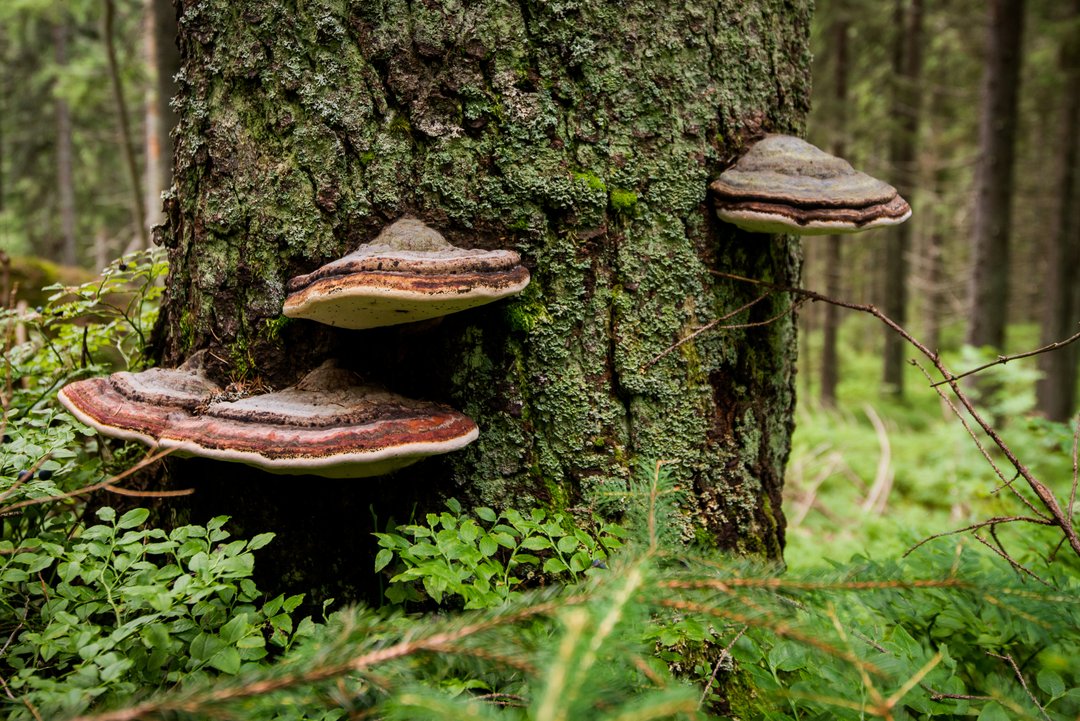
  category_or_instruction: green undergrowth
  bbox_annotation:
[2,259,1079,719]
[788,316,1079,571]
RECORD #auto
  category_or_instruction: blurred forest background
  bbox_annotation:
[0,0,1077,566]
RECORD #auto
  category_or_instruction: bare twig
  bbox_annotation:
[903,516,1053,557]
[641,292,770,370]
[971,533,1050,586]
[699,625,747,708]
[1070,415,1079,522]
[987,652,1052,721]
[0,448,175,515]
[102,484,194,498]
[929,330,1080,387]
[710,270,1080,560]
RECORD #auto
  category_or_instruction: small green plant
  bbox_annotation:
[374,498,626,609]
[0,508,311,720]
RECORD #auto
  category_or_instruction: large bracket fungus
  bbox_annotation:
[283,217,531,329]
[59,360,478,478]
[710,135,911,235]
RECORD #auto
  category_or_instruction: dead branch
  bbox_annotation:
[710,270,1080,561]
[987,652,1052,721]
[929,330,1080,387]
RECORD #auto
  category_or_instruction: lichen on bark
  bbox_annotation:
[155,0,812,597]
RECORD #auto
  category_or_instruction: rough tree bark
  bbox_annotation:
[153,0,811,603]
[967,0,1024,351]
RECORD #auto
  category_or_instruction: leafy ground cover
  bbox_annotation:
[1,259,1077,720]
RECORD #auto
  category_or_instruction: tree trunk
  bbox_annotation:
[54,19,77,267]
[882,0,923,397]
[154,0,811,604]
[103,0,149,251]
[966,0,1024,351]
[1035,0,1080,422]
[142,0,181,233]
[820,10,850,410]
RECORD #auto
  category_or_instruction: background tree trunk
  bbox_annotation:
[882,0,923,397]
[142,0,180,233]
[53,18,77,267]
[1035,0,1080,422]
[966,0,1024,351]
[819,5,849,410]
[154,0,811,604]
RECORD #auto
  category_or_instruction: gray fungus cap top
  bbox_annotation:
[710,135,911,235]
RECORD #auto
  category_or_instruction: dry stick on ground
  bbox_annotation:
[709,271,1080,560]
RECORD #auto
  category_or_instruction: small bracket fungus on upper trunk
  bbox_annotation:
[283,217,531,329]
[710,135,911,235]
[58,360,477,478]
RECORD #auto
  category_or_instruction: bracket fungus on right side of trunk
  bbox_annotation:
[283,217,531,329]
[709,134,911,235]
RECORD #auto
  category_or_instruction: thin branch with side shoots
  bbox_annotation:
[707,270,1080,560]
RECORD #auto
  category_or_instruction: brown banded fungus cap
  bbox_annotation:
[57,354,222,446]
[58,360,478,478]
[709,135,911,235]
[283,217,531,329]
[159,362,478,477]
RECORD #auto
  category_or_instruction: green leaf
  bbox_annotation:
[1037,669,1065,698]
[977,702,1011,721]
[247,532,274,551]
[556,535,579,554]
[209,646,242,675]
[519,536,551,551]
[543,557,568,574]
[479,535,498,557]
[117,508,150,529]
[96,507,116,523]
[374,548,394,572]
[475,507,497,523]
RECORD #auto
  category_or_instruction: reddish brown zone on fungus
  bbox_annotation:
[286,250,525,292]
[58,368,222,440]
[165,412,478,459]
[286,266,532,305]
[709,190,911,227]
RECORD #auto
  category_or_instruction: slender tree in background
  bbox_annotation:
[1035,0,1080,421]
[967,0,1025,352]
[152,0,811,602]
[103,0,148,251]
[882,0,924,397]
[143,0,180,231]
[820,8,849,409]
[53,14,77,266]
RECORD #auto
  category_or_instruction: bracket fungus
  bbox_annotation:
[58,355,222,446]
[709,135,911,235]
[283,217,531,329]
[58,361,478,478]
